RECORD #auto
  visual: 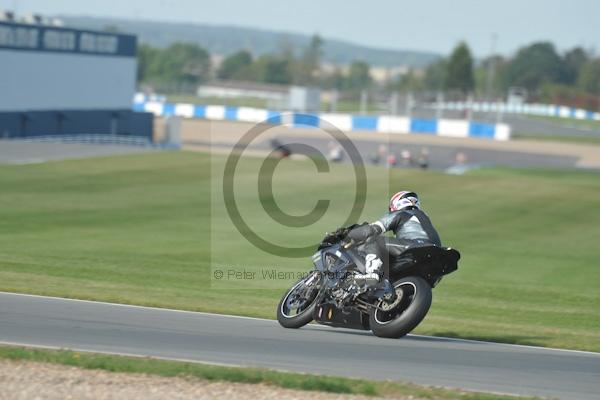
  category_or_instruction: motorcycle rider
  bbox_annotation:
[346,191,442,297]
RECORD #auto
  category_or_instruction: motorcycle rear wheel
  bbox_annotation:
[369,276,432,338]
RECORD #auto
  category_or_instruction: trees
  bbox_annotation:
[235,54,293,84]
[321,68,345,90]
[137,43,159,83]
[444,42,474,93]
[163,43,211,85]
[215,35,322,86]
[472,55,508,98]
[344,60,372,91]
[578,59,600,95]
[217,50,253,80]
[503,42,564,92]
[134,37,596,104]
[264,57,293,84]
[296,34,323,85]
[137,42,210,88]
[389,69,423,92]
[423,59,446,91]
[562,47,588,85]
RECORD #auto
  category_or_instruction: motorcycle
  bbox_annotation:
[277,225,460,338]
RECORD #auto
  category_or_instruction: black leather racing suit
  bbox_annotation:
[348,207,441,275]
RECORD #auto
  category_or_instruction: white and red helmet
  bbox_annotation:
[389,191,420,212]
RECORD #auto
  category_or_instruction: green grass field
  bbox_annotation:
[165,94,382,113]
[0,152,599,351]
[166,94,270,109]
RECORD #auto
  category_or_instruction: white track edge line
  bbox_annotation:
[407,334,600,356]
[1,291,598,356]
[0,340,247,369]
[0,291,274,322]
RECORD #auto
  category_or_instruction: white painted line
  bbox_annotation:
[2,291,598,356]
[4,158,48,165]
[0,291,275,323]
[0,340,248,369]
[407,334,600,356]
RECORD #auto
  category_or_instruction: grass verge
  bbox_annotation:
[0,345,536,399]
[165,94,382,113]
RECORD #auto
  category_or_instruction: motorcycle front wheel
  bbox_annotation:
[277,271,321,329]
[369,276,432,338]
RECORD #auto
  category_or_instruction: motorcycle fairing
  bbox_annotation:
[313,302,370,330]
[388,244,460,282]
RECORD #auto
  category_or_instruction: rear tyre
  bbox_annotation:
[277,272,320,329]
[369,276,432,338]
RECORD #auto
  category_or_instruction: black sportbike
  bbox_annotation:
[277,225,460,338]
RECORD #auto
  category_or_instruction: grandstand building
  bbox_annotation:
[0,15,151,138]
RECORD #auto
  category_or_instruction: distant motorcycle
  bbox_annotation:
[277,225,460,338]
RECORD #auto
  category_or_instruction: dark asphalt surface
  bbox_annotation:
[195,134,580,170]
[1,292,599,399]
[0,141,153,165]
[504,114,600,138]
[276,136,580,170]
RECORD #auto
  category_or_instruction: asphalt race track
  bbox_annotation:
[1,292,599,399]
[179,119,600,170]
[0,141,153,165]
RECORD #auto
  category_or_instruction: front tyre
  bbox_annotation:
[277,271,321,329]
[369,276,432,338]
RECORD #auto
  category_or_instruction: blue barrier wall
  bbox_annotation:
[352,116,378,131]
[410,118,438,134]
[469,122,496,139]
[136,101,511,141]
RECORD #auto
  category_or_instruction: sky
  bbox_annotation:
[2,0,599,57]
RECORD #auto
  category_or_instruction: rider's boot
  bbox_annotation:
[354,254,397,304]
